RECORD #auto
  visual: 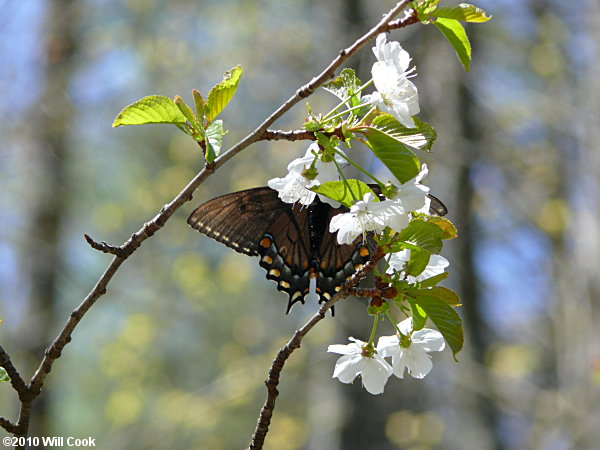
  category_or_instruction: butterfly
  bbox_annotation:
[187,186,447,313]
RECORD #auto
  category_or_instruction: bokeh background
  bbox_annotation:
[1,0,599,449]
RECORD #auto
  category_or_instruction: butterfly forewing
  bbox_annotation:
[187,187,287,256]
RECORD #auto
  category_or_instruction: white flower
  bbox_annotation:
[328,337,393,395]
[373,33,410,70]
[329,193,388,244]
[366,34,419,128]
[390,164,430,213]
[330,191,416,245]
[268,143,345,207]
[386,249,449,283]
[377,318,445,379]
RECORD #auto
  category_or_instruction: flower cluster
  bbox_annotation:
[268,143,346,207]
[328,318,445,395]
[265,33,457,396]
[329,163,429,245]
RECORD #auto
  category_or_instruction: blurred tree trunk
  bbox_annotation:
[527,1,600,448]
[18,0,81,439]
[418,23,503,450]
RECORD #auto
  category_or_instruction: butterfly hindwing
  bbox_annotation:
[256,204,313,310]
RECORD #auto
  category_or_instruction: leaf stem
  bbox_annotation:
[332,158,359,203]
[368,314,380,346]
[334,149,385,188]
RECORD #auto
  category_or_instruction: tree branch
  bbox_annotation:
[0,346,28,402]
[0,416,19,434]
[83,234,128,257]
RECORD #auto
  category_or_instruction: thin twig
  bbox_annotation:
[0,346,28,401]
[83,234,128,257]
[0,416,19,434]
[261,129,315,141]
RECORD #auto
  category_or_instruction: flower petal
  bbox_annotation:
[390,349,408,379]
[411,329,446,352]
[398,317,413,335]
[333,355,364,383]
[404,349,433,379]
[376,334,400,358]
[360,356,393,394]
[327,339,362,355]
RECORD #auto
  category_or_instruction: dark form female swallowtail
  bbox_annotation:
[187,186,447,313]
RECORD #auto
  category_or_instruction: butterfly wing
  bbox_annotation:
[315,207,375,303]
[187,187,288,256]
[188,185,447,313]
[188,187,323,311]
[255,203,314,311]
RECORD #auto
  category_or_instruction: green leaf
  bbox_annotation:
[311,180,376,208]
[363,127,420,183]
[434,18,471,71]
[174,96,196,124]
[205,65,243,122]
[428,216,458,240]
[0,367,9,382]
[411,294,463,358]
[395,219,443,254]
[418,272,449,288]
[432,4,491,23]
[405,248,431,277]
[369,114,437,151]
[192,89,206,118]
[410,302,427,331]
[323,68,363,107]
[414,286,461,307]
[414,0,442,19]
[205,120,224,163]
[112,95,188,127]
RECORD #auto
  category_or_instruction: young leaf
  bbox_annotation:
[432,4,491,23]
[418,272,449,288]
[411,294,463,358]
[410,302,427,331]
[414,0,442,19]
[323,68,362,107]
[192,89,206,119]
[205,66,243,122]
[174,96,196,123]
[395,219,443,254]
[310,180,376,208]
[112,95,187,127]
[414,286,461,307]
[369,114,437,151]
[204,120,224,163]
[428,216,458,240]
[434,18,471,71]
[363,127,420,183]
[405,248,431,277]
[0,367,9,382]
